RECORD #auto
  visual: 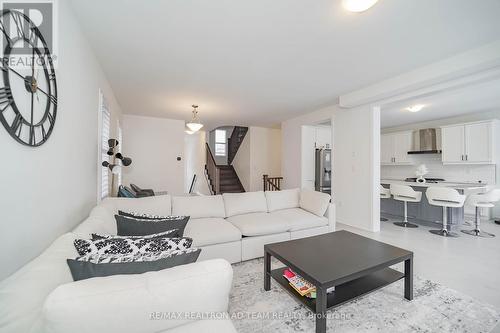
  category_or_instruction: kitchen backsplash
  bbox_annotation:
[381,154,497,184]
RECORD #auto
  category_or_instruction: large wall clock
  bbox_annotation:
[0,9,57,147]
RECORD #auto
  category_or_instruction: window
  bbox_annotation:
[100,92,111,199]
[215,129,226,156]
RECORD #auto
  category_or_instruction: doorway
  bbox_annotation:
[301,120,333,194]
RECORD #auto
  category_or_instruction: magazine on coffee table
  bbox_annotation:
[283,268,334,299]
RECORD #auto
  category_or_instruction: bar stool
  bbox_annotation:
[426,187,466,237]
[390,184,422,228]
[380,185,391,222]
[461,189,500,238]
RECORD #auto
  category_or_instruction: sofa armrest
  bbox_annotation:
[42,259,233,333]
[326,202,336,232]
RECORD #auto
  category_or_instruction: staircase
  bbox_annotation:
[205,142,246,194]
[218,165,245,193]
[228,126,248,165]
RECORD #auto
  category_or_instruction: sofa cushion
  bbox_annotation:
[223,191,267,217]
[99,195,172,216]
[0,233,76,333]
[265,188,300,212]
[270,208,328,231]
[226,213,289,236]
[73,210,116,237]
[172,195,226,219]
[184,218,242,247]
[43,259,233,333]
[299,190,331,217]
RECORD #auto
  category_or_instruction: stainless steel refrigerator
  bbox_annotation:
[315,148,331,194]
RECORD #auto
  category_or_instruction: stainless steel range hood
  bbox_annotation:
[407,128,442,154]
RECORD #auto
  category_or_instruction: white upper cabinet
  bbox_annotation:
[394,132,413,164]
[442,120,497,164]
[380,134,394,165]
[381,131,413,165]
[441,125,465,163]
[465,122,492,163]
[315,126,332,149]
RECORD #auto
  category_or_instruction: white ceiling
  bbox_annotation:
[69,0,500,130]
[381,78,500,128]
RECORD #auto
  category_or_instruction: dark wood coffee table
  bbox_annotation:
[264,230,413,333]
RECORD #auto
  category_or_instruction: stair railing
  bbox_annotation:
[206,143,220,194]
[263,175,283,191]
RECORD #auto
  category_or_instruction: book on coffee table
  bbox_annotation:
[283,268,335,298]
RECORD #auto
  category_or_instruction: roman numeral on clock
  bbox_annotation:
[0,87,13,112]
[49,94,58,105]
[11,113,23,135]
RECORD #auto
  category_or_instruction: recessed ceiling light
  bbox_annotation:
[405,104,426,113]
[342,0,379,12]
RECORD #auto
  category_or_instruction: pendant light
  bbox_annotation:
[186,105,204,133]
[342,0,378,12]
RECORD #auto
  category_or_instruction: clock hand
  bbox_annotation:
[3,67,28,82]
[35,86,56,105]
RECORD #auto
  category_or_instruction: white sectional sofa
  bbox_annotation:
[81,188,335,263]
[0,189,334,333]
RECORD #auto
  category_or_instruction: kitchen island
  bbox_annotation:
[381,179,489,227]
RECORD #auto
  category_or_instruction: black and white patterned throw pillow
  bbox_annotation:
[76,247,200,264]
[73,237,193,257]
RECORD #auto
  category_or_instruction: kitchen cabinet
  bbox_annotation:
[315,126,332,149]
[381,131,413,165]
[442,121,497,164]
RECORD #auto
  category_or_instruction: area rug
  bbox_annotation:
[229,258,500,333]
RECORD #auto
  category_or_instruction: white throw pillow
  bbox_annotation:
[265,188,300,212]
[172,195,226,218]
[222,191,267,217]
[299,189,331,217]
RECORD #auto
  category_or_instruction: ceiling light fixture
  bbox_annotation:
[342,0,379,12]
[185,104,204,134]
[405,104,426,113]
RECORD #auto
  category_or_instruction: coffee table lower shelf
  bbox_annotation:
[269,267,404,313]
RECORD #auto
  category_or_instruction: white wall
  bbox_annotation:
[0,1,122,280]
[281,104,380,232]
[122,115,185,195]
[301,125,317,190]
[333,106,380,232]
[232,129,251,191]
[382,110,500,133]
[184,131,211,195]
[232,126,282,192]
[249,127,282,191]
